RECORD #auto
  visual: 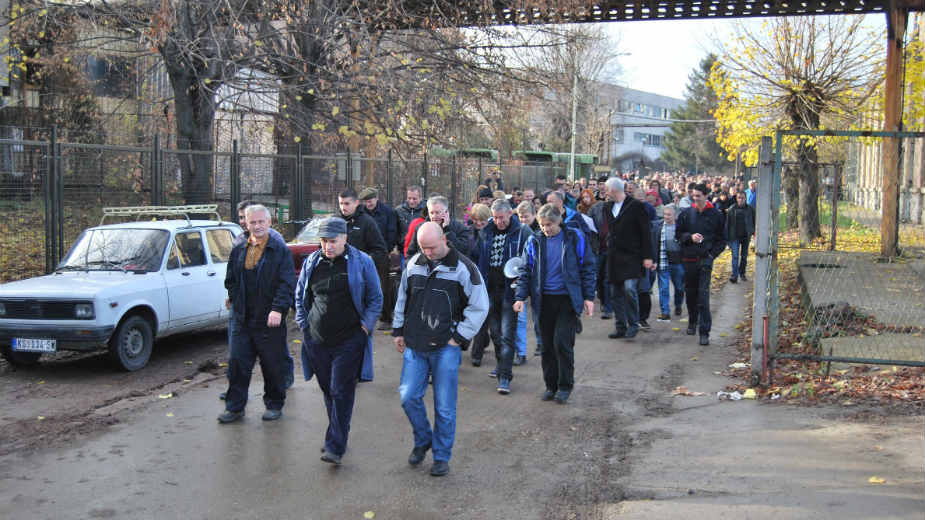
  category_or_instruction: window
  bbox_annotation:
[167,231,207,269]
[206,229,234,263]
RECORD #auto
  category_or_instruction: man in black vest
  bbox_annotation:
[601,177,654,340]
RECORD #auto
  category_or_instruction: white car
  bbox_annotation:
[0,206,242,371]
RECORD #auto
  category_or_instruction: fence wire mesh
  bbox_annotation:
[767,132,924,375]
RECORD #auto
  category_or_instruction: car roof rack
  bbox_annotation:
[100,205,223,227]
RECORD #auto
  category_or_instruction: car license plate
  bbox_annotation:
[12,338,57,353]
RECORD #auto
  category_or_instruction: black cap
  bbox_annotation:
[478,187,494,199]
[317,217,347,238]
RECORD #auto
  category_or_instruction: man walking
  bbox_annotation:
[220,204,295,423]
[393,222,489,477]
[295,218,382,465]
[396,185,426,251]
[471,199,532,394]
[513,204,595,404]
[602,178,654,339]
[359,187,400,330]
[653,205,685,321]
[405,195,471,258]
[726,191,755,283]
[676,184,726,345]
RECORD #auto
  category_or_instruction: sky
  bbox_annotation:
[604,14,887,101]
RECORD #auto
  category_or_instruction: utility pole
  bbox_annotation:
[569,66,579,181]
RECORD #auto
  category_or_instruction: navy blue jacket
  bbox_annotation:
[676,202,726,262]
[514,227,596,317]
[472,215,532,298]
[366,201,400,250]
[225,231,296,326]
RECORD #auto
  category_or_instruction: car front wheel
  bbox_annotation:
[0,345,42,366]
[108,315,153,371]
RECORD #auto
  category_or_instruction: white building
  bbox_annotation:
[601,84,683,172]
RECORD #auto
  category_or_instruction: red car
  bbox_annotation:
[287,220,322,277]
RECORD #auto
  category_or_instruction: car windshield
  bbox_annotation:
[294,220,323,244]
[59,229,170,272]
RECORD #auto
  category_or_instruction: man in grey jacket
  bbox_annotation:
[393,222,489,477]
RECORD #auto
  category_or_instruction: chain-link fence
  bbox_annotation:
[750,131,925,384]
[0,128,575,283]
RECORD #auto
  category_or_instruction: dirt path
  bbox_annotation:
[0,282,921,519]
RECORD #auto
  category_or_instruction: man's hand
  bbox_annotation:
[643,258,655,271]
[394,336,406,353]
[583,300,594,318]
[225,298,231,310]
[448,338,459,347]
[361,325,370,336]
[513,300,525,313]
[267,310,282,327]
[692,233,704,244]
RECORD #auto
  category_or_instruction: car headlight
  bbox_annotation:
[0,302,5,316]
[74,303,95,319]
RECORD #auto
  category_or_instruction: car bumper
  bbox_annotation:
[0,323,115,349]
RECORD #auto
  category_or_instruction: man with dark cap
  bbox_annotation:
[219,204,295,423]
[477,186,494,206]
[337,188,388,261]
[359,187,400,331]
[295,217,383,465]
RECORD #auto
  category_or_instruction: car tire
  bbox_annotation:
[0,345,42,366]
[108,315,153,372]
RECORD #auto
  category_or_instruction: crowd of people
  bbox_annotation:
[218,168,757,477]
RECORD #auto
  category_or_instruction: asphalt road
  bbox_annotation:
[0,282,922,519]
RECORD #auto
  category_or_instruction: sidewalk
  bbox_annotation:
[0,280,921,519]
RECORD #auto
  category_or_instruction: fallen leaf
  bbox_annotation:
[868,476,886,484]
[219,362,228,368]
[293,339,302,344]
[166,412,175,417]
[37,416,45,420]
[37,380,45,385]
[672,327,680,332]
[690,356,699,361]
[743,388,757,399]
[671,386,705,396]
[364,512,375,519]
[680,318,688,323]
[184,361,193,366]
[720,333,728,337]
[158,393,173,399]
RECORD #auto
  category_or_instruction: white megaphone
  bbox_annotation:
[503,256,524,279]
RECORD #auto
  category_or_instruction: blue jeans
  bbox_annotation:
[728,238,750,278]
[611,278,639,334]
[399,345,461,462]
[658,264,685,315]
[516,306,527,357]
[486,289,518,380]
[303,329,366,456]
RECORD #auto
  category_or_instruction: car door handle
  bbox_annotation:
[181,271,191,276]
[207,271,216,276]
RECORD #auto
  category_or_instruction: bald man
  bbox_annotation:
[393,222,489,477]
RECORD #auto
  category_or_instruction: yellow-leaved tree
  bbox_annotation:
[709,16,883,245]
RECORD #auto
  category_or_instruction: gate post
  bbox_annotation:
[230,139,240,218]
[386,149,393,206]
[44,132,55,273]
[751,136,774,385]
[450,154,458,219]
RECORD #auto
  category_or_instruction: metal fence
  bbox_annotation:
[0,127,568,283]
[750,131,925,385]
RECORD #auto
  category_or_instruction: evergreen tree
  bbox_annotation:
[661,54,731,174]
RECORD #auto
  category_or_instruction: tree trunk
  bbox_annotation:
[783,165,800,230]
[171,79,216,204]
[797,140,822,246]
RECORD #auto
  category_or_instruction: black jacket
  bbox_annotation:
[225,232,296,326]
[339,207,388,259]
[725,203,755,241]
[603,197,653,283]
[366,201,400,250]
[406,218,471,258]
[676,203,726,262]
[395,202,426,244]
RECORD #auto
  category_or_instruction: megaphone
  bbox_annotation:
[503,256,524,279]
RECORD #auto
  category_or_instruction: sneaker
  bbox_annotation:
[217,410,244,424]
[262,409,282,421]
[656,314,671,322]
[430,460,450,477]
[608,330,626,339]
[699,334,710,346]
[497,378,511,394]
[554,390,571,404]
[675,307,683,316]
[488,368,497,378]
[638,320,651,329]
[740,273,747,282]
[320,450,342,465]
[471,358,482,367]
[624,328,638,339]
[512,355,526,366]
[601,312,612,320]
[541,389,556,401]
[576,320,583,334]
[408,443,431,465]
[730,277,738,283]
[219,392,226,401]
[686,326,696,335]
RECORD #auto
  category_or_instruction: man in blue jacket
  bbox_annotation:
[513,204,596,405]
[294,217,383,465]
[220,204,296,424]
[471,199,533,394]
